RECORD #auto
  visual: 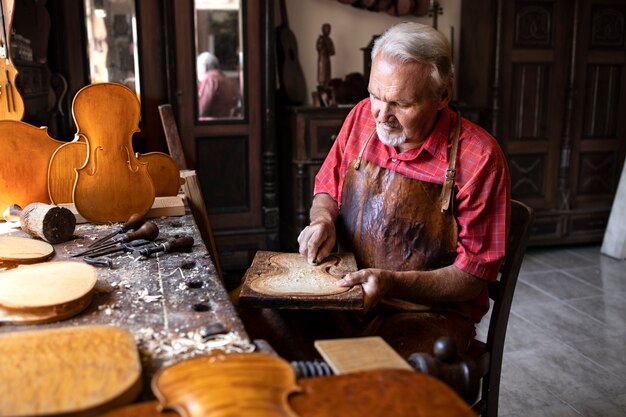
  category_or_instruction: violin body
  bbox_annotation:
[71,82,155,223]
[0,58,24,120]
[0,0,24,120]
[0,120,64,213]
[49,142,182,204]
[48,139,86,204]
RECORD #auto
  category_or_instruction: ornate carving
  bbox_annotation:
[591,7,625,48]
[578,153,616,195]
[509,155,544,198]
[515,5,552,46]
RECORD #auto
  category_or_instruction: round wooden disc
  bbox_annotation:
[0,261,97,309]
[0,236,54,263]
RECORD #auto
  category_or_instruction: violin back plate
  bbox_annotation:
[0,121,64,213]
[0,325,141,416]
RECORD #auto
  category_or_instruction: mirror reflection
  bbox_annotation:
[84,0,140,96]
[195,0,243,120]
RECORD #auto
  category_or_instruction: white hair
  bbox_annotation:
[197,51,220,81]
[371,22,454,96]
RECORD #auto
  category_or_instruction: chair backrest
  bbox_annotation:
[472,199,534,416]
[158,104,188,170]
[158,104,223,282]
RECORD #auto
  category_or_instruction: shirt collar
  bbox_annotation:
[414,106,454,162]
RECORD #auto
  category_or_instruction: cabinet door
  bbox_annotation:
[172,0,276,270]
[569,0,626,213]
[499,0,573,211]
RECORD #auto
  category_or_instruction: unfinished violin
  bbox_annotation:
[0,121,64,214]
[0,0,24,120]
[71,82,155,223]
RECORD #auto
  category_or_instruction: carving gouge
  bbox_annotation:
[133,236,194,259]
[72,222,159,257]
[76,239,155,259]
[88,213,145,248]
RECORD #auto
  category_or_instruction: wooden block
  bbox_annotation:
[59,196,185,224]
[239,250,363,310]
[314,336,413,375]
[0,325,141,416]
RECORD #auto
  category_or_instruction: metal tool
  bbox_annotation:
[83,256,113,268]
[87,213,145,248]
[133,236,194,259]
[77,239,155,259]
[72,222,159,257]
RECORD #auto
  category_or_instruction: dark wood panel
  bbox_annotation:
[514,1,554,48]
[509,153,546,198]
[582,64,621,138]
[196,135,249,214]
[590,4,626,48]
[576,151,618,195]
[511,63,550,140]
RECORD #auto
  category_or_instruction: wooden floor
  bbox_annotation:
[476,244,626,417]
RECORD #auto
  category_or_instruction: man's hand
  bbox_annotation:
[298,193,339,264]
[336,268,391,312]
[298,220,336,264]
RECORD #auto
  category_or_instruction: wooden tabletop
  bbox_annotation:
[0,214,253,384]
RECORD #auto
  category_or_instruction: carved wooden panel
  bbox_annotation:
[515,2,553,47]
[511,64,550,140]
[509,154,546,198]
[590,5,625,48]
[577,152,617,195]
[582,65,621,138]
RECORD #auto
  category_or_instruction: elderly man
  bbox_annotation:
[197,51,240,118]
[241,22,510,360]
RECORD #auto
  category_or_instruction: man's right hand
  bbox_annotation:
[297,193,339,264]
[297,220,336,265]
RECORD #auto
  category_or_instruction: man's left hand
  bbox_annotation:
[336,268,391,312]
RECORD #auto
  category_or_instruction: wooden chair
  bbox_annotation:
[409,199,534,417]
[469,199,534,417]
[158,104,223,281]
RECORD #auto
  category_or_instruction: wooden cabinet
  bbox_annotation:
[278,106,352,250]
[458,0,626,245]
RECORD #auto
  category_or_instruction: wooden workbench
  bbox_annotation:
[0,214,254,392]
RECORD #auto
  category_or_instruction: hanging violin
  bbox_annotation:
[0,0,24,120]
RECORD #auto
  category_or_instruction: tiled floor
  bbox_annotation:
[476,244,626,417]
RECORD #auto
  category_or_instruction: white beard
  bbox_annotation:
[376,123,407,147]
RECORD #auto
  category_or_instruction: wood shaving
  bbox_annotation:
[134,327,256,369]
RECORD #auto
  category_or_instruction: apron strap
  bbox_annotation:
[440,109,462,212]
[354,128,377,170]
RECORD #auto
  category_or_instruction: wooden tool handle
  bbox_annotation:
[137,236,194,257]
[114,221,159,243]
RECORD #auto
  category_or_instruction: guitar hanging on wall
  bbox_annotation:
[276,0,307,105]
[0,0,24,120]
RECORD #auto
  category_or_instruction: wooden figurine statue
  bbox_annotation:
[316,23,334,87]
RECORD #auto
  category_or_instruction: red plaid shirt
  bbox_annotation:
[315,99,510,319]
